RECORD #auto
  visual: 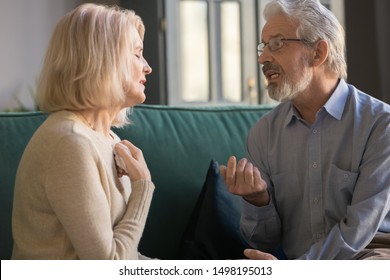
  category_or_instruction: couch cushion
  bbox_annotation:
[113,105,271,259]
[180,160,249,259]
[0,105,272,260]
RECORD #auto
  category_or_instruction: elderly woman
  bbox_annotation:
[12,3,154,259]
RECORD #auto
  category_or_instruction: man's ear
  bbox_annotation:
[312,40,329,67]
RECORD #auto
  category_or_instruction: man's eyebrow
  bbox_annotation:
[262,33,284,42]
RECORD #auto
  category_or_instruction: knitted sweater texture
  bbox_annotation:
[12,110,155,259]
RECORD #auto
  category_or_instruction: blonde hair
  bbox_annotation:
[37,3,145,126]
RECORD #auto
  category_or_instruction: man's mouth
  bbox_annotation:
[265,71,280,81]
[263,63,282,82]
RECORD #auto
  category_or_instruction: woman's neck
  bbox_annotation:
[75,109,117,139]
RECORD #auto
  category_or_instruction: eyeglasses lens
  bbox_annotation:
[269,38,283,52]
[257,38,284,55]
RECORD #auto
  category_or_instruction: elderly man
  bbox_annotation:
[221,0,390,260]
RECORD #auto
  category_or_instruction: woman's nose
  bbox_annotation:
[143,58,152,74]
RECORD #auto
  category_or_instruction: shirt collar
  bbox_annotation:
[284,103,298,127]
[284,79,349,126]
[323,79,349,121]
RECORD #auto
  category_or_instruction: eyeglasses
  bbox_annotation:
[257,37,309,56]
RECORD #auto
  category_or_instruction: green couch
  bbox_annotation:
[0,104,272,260]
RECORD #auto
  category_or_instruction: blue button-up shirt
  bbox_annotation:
[242,79,390,259]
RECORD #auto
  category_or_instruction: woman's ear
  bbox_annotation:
[312,40,329,67]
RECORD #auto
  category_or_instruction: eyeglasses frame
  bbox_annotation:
[257,37,310,56]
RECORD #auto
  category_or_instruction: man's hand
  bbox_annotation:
[244,249,277,260]
[220,156,269,206]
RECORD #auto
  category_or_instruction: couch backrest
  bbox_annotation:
[0,112,48,260]
[0,104,272,259]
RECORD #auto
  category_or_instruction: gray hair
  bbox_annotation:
[264,0,347,79]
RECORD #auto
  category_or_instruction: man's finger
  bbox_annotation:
[244,249,277,260]
[235,158,248,186]
[244,162,254,186]
[219,165,227,180]
[225,156,237,188]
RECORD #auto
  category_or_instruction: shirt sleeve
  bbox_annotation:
[240,120,282,253]
[241,198,282,253]
[44,134,155,259]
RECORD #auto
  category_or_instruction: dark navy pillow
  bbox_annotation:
[180,160,249,259]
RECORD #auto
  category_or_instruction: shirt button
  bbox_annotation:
[313,129,318,134]
[313,197,319,204]
[312,162,318,168]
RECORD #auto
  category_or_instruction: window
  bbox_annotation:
[166,0,258,106]
[166,0,344,106]
[179,1,209,102]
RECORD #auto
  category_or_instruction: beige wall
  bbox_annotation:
[0,0,118,111]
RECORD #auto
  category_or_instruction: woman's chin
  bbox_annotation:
[124,93,146,107]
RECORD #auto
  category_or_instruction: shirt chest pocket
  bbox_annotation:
[325,164,359,220]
